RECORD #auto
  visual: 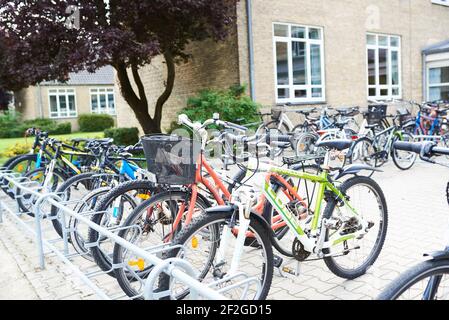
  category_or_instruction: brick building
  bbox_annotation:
[115,0,449,132]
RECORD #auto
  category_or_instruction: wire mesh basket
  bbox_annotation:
[141,134,201,185]
[271,109,282,120]
[366,104,388,125]
[397,108,415,127]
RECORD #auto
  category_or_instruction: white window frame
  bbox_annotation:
[427,60,449,101]
[366,33,402,100]
[273,23,326,104]
[432,0,449,7]
[48,88,77,119]
[90,87,116,115]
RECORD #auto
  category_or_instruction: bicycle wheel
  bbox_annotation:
[391,132,417,170]
[2,154,38,198]
[294,132,319,156]
[378,259,449,300]
[346,137,378,177]
[322,176,388,279]
[88,180,159,275]
[113,191,209,299]
[157,211,273,300]
[50,172,116,238]
[15,167,67,215]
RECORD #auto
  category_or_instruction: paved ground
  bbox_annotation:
[1,161,449,300]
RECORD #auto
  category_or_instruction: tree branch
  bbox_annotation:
[131,64,148,106]
[154,51,175,127]
[115,62,142,110]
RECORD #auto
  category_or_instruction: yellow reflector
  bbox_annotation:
[137,194,151,200]
[128,258,145,271]
[191,236,199,249]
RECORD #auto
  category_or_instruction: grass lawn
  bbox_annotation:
[0,131,104,166]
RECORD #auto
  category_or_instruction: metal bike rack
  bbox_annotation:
[0,168,257,300]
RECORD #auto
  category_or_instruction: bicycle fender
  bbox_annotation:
[424,250,449,261]
[334,164,383,180]
[204,205,275,237]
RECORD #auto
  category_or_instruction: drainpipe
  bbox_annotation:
[246,0,256,101]
[37,84,43,118]
[422,52,427,102]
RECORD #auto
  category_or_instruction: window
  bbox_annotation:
[90,88,115,115]
[273,23,325,103]
[366,33,402,100]
[427,63,449,101]
[432,0,449,7]
[48,89,77,118]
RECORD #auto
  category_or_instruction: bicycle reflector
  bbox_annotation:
[128,258,145,271]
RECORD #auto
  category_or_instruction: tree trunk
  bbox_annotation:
[114,54,176,134]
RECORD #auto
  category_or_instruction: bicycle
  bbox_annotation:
[378,141,449,300]
[347,105,417,173]
[156,135,388,299]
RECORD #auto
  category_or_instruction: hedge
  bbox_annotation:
[104,127,140,146]
[0,112,71,138]
[78,114,115,132]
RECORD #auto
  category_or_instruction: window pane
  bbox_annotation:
[100,94,107,112]
[380,89,389,96]
[429,67,449,84]
[276,42,289,85]
[292,41,307,85]
[392,87,400,96]
[278,88,289,99]
[59,95,67,116]
[368,49,376,85]
[378,48,388,85]
[309,28,320,40]
[367,34,376,45]
[378,36,388,46]
[369,88,376,97]
[91,95,98,113]
[49,96,58,113]
[390,37,399,47]
[294,89,307,98]
[310,44,322,85]
[391,51,399,85]
[274,24,288,37]
[430,86,449,101]
[291,26,305,39]
[108,94,115,113]
[68,95,76,115]
[312,88,322,98]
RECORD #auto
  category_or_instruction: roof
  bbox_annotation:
[41,65,115,86]
[423,39,449,55]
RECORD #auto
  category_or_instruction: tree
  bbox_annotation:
[0,0,238,133]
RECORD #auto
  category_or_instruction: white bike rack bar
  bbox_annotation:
[0,169,230,300]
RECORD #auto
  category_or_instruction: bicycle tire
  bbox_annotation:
[2,154,38,198]
[157,211,274,300]
[322,176,388,279]
[378,259,449,300]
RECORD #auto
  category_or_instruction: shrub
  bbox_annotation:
[79,114,114,132]
[0,112,72,137]
[1,142,32,158]
[168,84,261,132]
[104,127,140,146]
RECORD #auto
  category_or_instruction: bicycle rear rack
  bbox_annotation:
[0,168,258,300]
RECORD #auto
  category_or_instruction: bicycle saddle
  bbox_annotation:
[316,139,353,151]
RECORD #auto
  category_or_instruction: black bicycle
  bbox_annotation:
[378,141,449,300]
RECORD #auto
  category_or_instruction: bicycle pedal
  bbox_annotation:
[281,266,298,276]
[273,255,283,268]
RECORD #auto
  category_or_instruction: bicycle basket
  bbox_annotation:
[398,108,415,127]
[141,134,201,185]
[271,109,282,120]
[367,104,388,125]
